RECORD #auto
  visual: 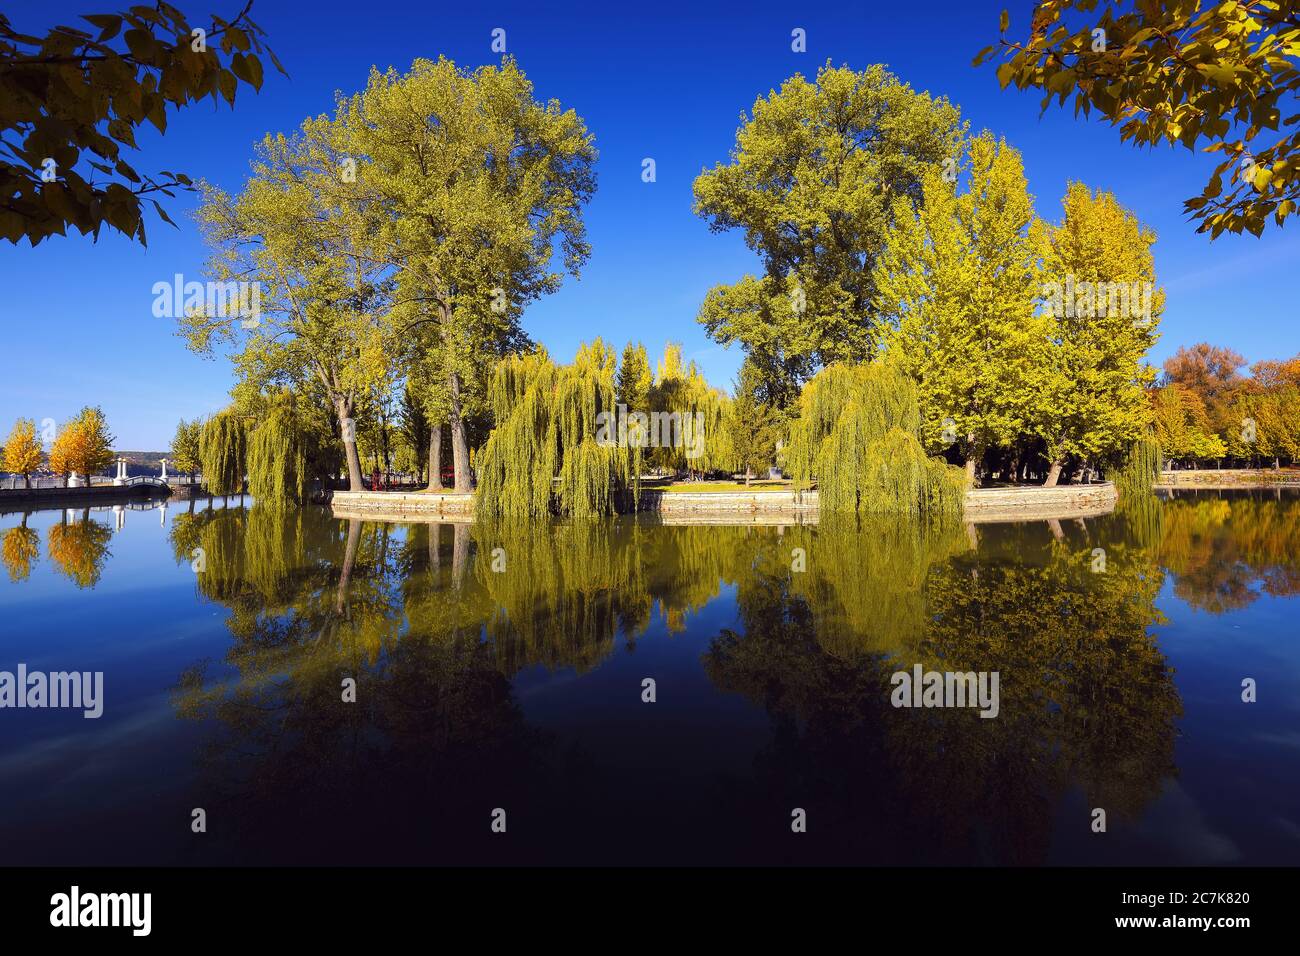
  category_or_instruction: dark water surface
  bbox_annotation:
[0,490,1296,865]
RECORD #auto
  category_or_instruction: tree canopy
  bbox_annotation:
[693,62,965,406]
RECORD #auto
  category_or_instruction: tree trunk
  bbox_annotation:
[429,523,442,580]
[964,456,979,486]
[427,425,443,492]
[336,517,361,615]
[23,473,30,489]
[451,521,469,589]
[1044,460,1064,487]
[744,467,752,486]
[448,372,471,493]
[335,396,364,492]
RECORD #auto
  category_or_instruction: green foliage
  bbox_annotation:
[786,362,966,515]
[246,395,309,505]
[982,0,1300,237]
[343,55,596,490]
[616,342,652,411]
[1,5,284,245]
[1112,434,1162,498]
[726,357,782,482]
[186,109,393,489]
[646,343,731,476]
[1153,384,1228,464]
[200,408,246,495]
[475,342,630,519]
[169,418,202,476]
[693,62,966,405]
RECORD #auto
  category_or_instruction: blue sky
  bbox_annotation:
[2,0,1298,449]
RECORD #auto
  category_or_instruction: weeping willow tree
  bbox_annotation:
[200,410,248,496]
[476,341,632,518]
[786,362,965,516]
[1111,434,1162,499]
[246,394,311,506]
[646,343,732,477]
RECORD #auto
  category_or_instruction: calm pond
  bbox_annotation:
[0,490,1296,865]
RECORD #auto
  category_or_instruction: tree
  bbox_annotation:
[47,406,114,483]
[2,417,43,487]
[726,358,782,484]
[1163,342,1246,440]
[785,362,966,515]
[981,1,1300,237]
[874,133,1050,483]
[616,342,652,413]
[1,3,283,246]
[693,63,966,407]
[199,408,245,495]
[1251,355,1300,390]
[184,111,394,492]
[642,343,729,477]
[398,384,431,485]
[169,417,201,479]
[476,342,631,519]
[1153,383,1227,465]
[342,56,596,493]
[47,418,77,485]
[1035,182,1163,485]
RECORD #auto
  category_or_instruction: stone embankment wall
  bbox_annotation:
[329,483,1119,524]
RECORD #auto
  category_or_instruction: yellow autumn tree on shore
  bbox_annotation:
[47,407,115,486]
[2,418,43,488]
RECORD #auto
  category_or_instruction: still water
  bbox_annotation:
[0,491,1296,865]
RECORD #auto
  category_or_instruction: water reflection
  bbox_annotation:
[1,491,1296,863]
[160,500,1192,863]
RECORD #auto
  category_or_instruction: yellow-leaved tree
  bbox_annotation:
[873,132,1050,484]
[1035,183,1164,485]
[2,418,44,488]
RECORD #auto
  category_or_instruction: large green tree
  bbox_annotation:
[183,112,394,491]
[341,56,596,492]
[693,63,965,407]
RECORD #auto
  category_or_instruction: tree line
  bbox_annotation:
[1,407,115,488]
[151,57,1195,515]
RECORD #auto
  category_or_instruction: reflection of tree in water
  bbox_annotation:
[166,500,1203,863]
[168,509,793,860]
[2,513,39,582]
[703,509,1181,864]
[1158,492,1300,612]
[171,507,555,862]
[46,509,113,588]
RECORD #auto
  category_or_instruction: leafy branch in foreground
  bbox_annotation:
[978,1,1300,237]
[1,1,285,246]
